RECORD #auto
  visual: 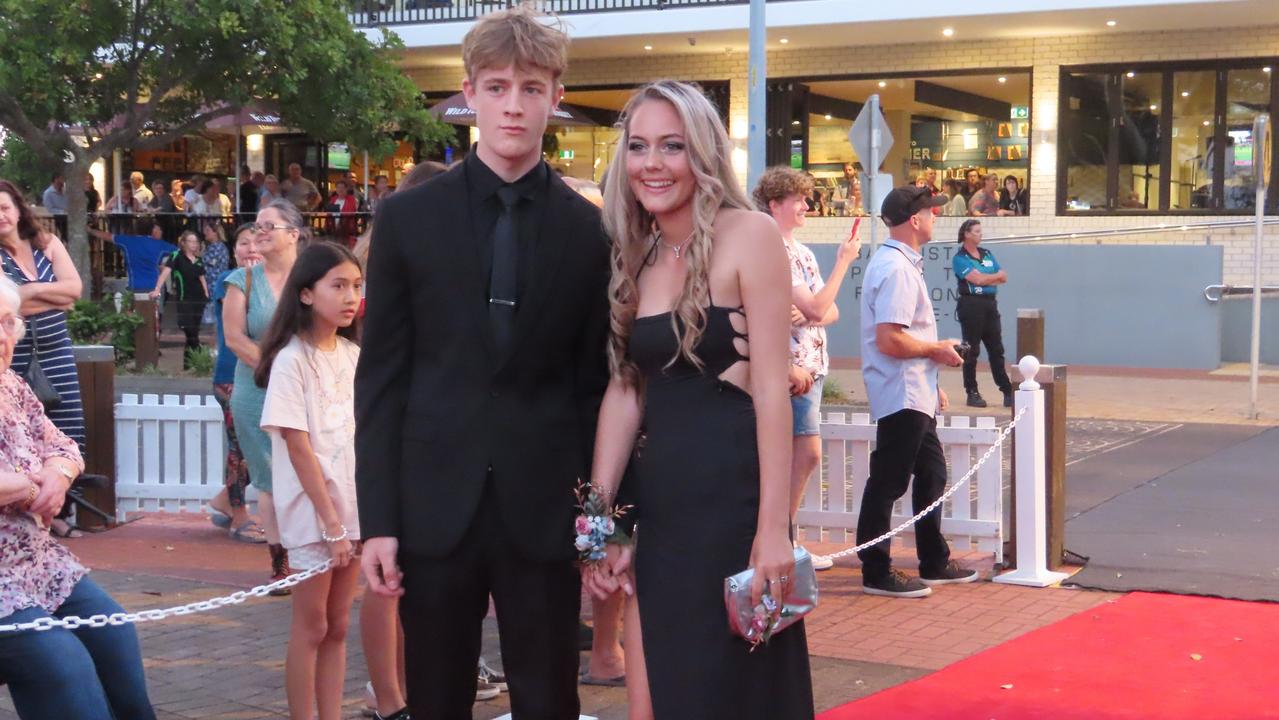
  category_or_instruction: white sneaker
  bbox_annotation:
[476,679,501,702]
[478,657,508,692]
[810,553,835,571]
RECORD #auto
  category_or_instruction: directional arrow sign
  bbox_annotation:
[849,94,894,177]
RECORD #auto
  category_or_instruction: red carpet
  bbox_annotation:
[820,592,1279,720]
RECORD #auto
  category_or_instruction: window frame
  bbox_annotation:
[1057,57,1279,215]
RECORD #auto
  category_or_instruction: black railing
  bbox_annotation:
[35,212,372,300]
[349,0,753,26]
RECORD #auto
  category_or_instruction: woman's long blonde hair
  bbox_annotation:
[601,80,753,387]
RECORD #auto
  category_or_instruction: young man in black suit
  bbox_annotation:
[355,5,611,719]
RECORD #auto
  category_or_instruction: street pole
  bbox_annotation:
[1249,113,1269,420]
[746,0,766,191]
[867,94,881,255]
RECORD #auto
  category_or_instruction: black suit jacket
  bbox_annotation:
[355,163,612,562]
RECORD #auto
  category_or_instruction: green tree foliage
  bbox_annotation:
[0,131,48,198]
[0,0,454,290]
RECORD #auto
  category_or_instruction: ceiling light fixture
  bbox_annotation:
[1203,120,1210,126]
[998,76,1007,83]
[791,120,801,126]
[643,45,652,51]
[1150,104,1158,111]
[824,114,832,120]
[1126,72,1135,78]
[779,37,789,44]
[1181,91,1190,97]
[942,28,954,37]
[878,81,887,88]
[1265,67,1272,73]
[1106,20,1117,27]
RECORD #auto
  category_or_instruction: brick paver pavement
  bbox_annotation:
[0,515,1115,718]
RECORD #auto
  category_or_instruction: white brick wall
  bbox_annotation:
[406,24,1279,284]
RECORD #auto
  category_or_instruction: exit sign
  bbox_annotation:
[559,149,575,159]
[1011,105,1029,120]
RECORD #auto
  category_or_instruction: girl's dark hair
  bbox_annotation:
[198,179,216,194]
[254,241,362,388]
[957,218,981,244]
[1003,175,1020,189]
[0,179,49,250]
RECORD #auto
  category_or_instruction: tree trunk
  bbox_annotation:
[60,163,92,299]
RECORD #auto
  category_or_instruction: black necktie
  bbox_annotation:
[489,185,521,355]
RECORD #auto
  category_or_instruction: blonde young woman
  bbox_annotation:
[583,80,815,719]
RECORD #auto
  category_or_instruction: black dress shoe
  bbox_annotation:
[966,392,988,408]
[1003,390,1014,407]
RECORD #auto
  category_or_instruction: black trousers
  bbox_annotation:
[956,294,1012,395]
[398,484,581,720]
[855,409,951,581]
[175,300,204,357]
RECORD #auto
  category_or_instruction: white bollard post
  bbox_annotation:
[994,356,1071,588]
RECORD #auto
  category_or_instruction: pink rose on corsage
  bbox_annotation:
[747,592,785,651]
[573,480,633,569]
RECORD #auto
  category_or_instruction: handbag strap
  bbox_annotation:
[26,315,39,354]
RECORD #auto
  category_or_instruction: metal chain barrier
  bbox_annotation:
[0,406,1026,633]
[821,404,1028,561]
[0,561,335,635]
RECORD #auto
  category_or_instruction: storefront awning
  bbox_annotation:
[429,92,596,127]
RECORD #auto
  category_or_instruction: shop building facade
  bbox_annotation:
[380,0,1277,289]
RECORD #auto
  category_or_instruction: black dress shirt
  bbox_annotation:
[464,151,549,304]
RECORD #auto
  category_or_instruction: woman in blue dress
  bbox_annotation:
[223,200,303,588]
[0,180,86,539]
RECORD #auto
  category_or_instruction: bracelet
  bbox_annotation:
[321,525,349,543]
[23,481,37,509]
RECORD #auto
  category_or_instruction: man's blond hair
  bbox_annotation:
[462,3,569,82]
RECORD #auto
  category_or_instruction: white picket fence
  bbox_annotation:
[114,397,1002,559]
[796,411,1004,562]
[114,394,256,520]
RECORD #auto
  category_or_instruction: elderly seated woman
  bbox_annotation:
[0,273,155,718]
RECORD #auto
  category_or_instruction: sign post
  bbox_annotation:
[850,95,894,254]
[746,0,766,191]
[1249,113,1270,420]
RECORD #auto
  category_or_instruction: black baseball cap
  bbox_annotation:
[880,185,948,226]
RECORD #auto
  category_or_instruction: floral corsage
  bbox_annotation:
[748,594,786,651]
[573,481,632,566]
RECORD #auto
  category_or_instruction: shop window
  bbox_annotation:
[1224,68,1272,210]
[1061,73,1111,211]
[1170,71,1216,210]
[1059,59,1276,214]
[772,71,1031,216]
[1119,73,1162,210]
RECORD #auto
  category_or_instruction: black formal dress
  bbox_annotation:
[627,285,816,720]
[355,152,611,720]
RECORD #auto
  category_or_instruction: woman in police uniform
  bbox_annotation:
[954,219,1013,408]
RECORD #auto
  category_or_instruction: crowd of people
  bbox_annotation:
[0,5,1025,720]
[38,163,396,230]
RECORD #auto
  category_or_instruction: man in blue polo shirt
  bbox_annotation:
[857,185,977,598]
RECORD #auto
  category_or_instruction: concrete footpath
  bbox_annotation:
[827,362,1279,426]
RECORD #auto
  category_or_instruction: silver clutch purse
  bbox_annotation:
[724,547,819,647]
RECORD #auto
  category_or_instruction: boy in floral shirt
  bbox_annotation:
[753,167,862,571]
